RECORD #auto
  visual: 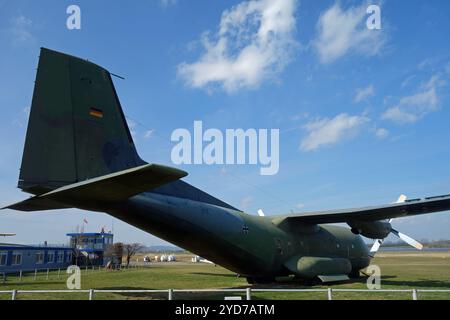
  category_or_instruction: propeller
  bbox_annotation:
[369,195,423,257]
[395,194,407,204]
[390,228,423,250]
[370,239,383,256]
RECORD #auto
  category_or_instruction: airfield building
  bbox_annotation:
[0,232,115,274]
[0,243,73,274]
[67,232,114,267]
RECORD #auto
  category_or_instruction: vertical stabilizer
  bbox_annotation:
[19,48,144,195]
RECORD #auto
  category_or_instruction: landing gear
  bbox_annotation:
[349,269,361,279]
[301,277,320,286]
[246,276,275,285]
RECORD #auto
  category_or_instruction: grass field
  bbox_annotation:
[1,251,450,300]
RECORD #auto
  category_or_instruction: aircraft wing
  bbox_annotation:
[274,194,450,225]
[4,164,188,212]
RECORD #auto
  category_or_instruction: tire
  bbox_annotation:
[349,270,361,279]
[246,277,275,284]
[302,277,320,286]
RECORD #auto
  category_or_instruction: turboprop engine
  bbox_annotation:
[347,196,423,254]
[348,220,392,239]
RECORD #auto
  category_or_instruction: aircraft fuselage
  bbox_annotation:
[104,192,371,279]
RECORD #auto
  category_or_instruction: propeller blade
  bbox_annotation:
[395,194,407,204]
[391,229,423,250]
[257,209,265,217]
[369,239,383,257]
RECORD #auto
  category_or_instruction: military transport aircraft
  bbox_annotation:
[0,234,16,237]
[3,48,450,284]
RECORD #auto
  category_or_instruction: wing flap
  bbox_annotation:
[4,164,188,212]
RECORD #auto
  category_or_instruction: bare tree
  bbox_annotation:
[124,243,143,268]
[111,242,124,267]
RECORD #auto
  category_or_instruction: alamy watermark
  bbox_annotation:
[366,264,381,290]
[366,4,381,30]
[171,121,280,176]
[66,5,81,30]
[66,265,81,290]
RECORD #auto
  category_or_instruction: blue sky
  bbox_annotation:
[0,0,449,246]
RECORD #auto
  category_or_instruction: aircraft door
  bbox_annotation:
[272,237,287,269]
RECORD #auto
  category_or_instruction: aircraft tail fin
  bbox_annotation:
[19,48,144,195]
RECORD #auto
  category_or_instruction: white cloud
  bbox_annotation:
[10,15,35,44]
[446,62,450,74]
[160,0,177,8]
[240,196,253,209]
[382,75,444,124]
[354,85,375,103]
[144,129,155,139]
[300,113,369,151]
[313,2,386,64]
[418,58,434,71]
[178,0,298,93]
[425,74,446,89]
[127,119,137,137]
[374,127,389,139]
[12,106,31,128]
[401,75,416,89]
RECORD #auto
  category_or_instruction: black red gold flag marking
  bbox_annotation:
[90,107,104,118]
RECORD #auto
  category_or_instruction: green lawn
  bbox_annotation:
[1,252,450,300]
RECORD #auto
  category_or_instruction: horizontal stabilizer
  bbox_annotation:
[5,198,71,212]
[4,164,188,212]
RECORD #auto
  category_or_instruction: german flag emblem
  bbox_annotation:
[90,107,104,119]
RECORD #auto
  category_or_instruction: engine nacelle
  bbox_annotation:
[348,220,391,239]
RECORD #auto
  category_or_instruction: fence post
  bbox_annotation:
[412,289,418,301]
[246,288,252,301]
[327,288,333,301]
[168,289,173,301]
[89,289,94,301]
[11,290,17,301]
[2,272,6,284]
[19,270,22,282]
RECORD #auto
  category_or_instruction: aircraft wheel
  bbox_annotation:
[302,278,319,286]
[349,270,361,279]
[246,277,275,284]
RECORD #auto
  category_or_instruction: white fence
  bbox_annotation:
[1,265,107,283]
[1,288,450,300]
